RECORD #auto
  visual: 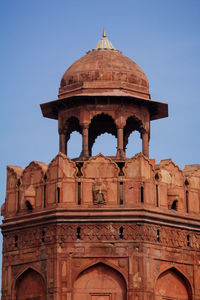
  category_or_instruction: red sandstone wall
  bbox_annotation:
[1,153,200,299]
[3,153,200,217]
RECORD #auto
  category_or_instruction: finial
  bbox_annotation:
[89,29,118,53]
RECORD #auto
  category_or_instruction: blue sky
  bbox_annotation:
[0,0,200,281]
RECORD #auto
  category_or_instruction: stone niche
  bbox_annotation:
[81,154,119,206]
[46,152,77,206]
[123,153,155,207]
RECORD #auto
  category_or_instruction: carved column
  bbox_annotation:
[142,132,149,157]
[59,131,66,155]
[81,124,89,158]
[117,127,125,159]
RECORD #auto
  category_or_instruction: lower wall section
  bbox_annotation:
[1,222,200,299]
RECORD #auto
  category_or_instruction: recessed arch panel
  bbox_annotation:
[16,268,46,300]
[155,267,192,300]
[73,262,127,300]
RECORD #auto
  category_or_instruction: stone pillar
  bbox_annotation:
[142,132,149,157]
[81,124,89,158]
[117,127,125,159]
[59,131,66,155]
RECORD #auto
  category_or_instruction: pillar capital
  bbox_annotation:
[116,125,124,130]
[115,117,126,129]
[58,128,67,135]
[80,122,89,130]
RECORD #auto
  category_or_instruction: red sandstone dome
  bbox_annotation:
[59,32,150,100]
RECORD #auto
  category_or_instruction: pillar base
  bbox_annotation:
[79,151,90,160]
[116,149,125,160]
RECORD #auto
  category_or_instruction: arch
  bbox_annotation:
[123,115,144,152]
[21,161,47,187]
[92,133,117,156]
[65,116,82,137]
[15,267,46,300]
[73,262,127,300]
[89,113,117,156]
[7,166,23,190]
[126,131,142,157]
[63,116,82,157]
[82,153,119,178]
[74,260,127,285]
[67,131,82,158]
[171,199,178,211]
[47,152,77,180]
[155,267,192,300]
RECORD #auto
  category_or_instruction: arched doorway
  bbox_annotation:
[155,268,192,300]
[73,263,126,300]
[16,268,46,300]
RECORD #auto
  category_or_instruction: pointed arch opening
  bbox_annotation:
[126,131,142,157]
[65,116,82,158]
[124,116,144,157]
[15,268,46,300]
[65,116,82,135]
[67,131,82,158]
[171,199,178,211]
[155,267,192,300]
[73,262,127,300]
[89,114,117,156]
[92,133,117,156]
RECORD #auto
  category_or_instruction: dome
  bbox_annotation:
[59,32,150,100]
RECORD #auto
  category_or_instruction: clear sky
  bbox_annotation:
[0,0,200,285]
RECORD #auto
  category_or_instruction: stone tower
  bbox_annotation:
[1,32,200,300]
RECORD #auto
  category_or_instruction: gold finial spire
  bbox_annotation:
[90,29,118,52]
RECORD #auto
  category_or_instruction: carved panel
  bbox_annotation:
[156,159,184,187]
[47,153,77,181]
[123,153,154,179]
[21,161,47,187]
[82,154,119,178]
[2,223,200,253]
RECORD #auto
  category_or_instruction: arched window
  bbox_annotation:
[171,200,178,211]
